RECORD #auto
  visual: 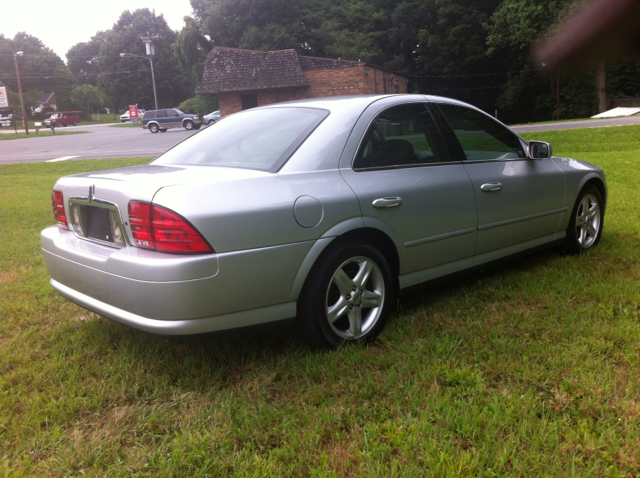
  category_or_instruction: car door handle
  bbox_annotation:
[372,197,403,208]
[480,182,503,192]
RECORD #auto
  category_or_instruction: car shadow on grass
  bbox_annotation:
[65,247,571,395]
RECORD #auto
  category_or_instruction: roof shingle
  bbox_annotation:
[197,47,310,94]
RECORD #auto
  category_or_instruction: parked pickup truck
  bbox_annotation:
[43,111,82,128]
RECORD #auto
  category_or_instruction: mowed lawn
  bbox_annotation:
[1,125,639,477]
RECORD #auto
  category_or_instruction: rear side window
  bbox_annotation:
[152,107,329,172]
[143,111,156,120]
[156,110,167,118]
[437,103,525,161]
[354,103,448,169]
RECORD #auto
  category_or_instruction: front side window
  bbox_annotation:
[437,103,525,161]
[354,103,448,169]
[152,107,329,172]
[167,110,180,118]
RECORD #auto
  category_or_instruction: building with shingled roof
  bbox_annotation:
[197,47,409,116]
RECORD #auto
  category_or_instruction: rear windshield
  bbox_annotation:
[151,107,329,172]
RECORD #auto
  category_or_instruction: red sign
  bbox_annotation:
[129,105,139,118]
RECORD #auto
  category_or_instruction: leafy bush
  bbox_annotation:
[178,93,219,115]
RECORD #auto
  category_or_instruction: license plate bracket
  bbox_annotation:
[82,205,114,243]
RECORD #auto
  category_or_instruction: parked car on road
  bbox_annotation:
[203,110,221,125]
[120,109,146,122]
[142,108,202,133]
[43,111,81,128]
[41,94,606,349]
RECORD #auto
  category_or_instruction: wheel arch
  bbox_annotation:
[288,226,400,302]
[560,174,607,233]
[583,177,607,213]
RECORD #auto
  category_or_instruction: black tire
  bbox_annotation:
[73,121,78,126]
[207,120,214,125]
[297,241,395,349]
[149,123,159,134]
[563,185,604,254]
[184,120,194,130]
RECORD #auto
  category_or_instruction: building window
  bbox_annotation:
[241,93,258,110]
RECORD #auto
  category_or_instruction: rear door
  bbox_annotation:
[340,101,477,286]
[432,102,566,259]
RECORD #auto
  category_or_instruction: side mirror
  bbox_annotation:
[529,141,552,159]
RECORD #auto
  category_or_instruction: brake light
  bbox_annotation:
[52,190,68,229]
[128,201,214,254]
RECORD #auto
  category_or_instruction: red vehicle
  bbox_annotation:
[43,111,82,128]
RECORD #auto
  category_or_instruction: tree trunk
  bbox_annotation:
[596,62,607,113]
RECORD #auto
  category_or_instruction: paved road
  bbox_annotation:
[510,115,640,133]
[0,123,200,164]
[2,115,639,164]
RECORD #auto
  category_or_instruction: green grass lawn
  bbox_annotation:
[1,126,640,476]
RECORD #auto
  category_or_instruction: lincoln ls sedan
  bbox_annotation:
[41,94,606,349]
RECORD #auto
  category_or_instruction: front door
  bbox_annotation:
[340,102,477,286]
[434,102,566,258]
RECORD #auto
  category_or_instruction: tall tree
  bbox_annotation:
[98,9,193,113]
[0,33,72,116]
[66,32,108,87]
[174,17,213,86]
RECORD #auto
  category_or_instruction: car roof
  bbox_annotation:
[252,94,473,116]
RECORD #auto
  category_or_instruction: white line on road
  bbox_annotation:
[47,156,80,162]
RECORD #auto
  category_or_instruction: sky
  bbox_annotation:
[1,1,195,60]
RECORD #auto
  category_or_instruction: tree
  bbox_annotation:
[484,0,603,122]
[97,9,193,113]
[0,33,69,117]
[66,32,108,87]
[70,84,104,119]
[174,17,213,86]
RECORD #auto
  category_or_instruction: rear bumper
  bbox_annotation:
[41,226,311,334]
[51,278,296,335]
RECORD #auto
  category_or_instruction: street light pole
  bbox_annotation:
[13,51,29,135]
[120,52,158,110]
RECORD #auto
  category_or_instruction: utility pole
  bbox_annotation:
[141,32,159,110]
[13,51,29,135]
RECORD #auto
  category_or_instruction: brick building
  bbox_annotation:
[197,47,409,116]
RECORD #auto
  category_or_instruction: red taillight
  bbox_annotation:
[52,190,68,229]
[128,201,213,254]
[128,201,155,249]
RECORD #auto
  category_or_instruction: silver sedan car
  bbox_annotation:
[41,94,606,349]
